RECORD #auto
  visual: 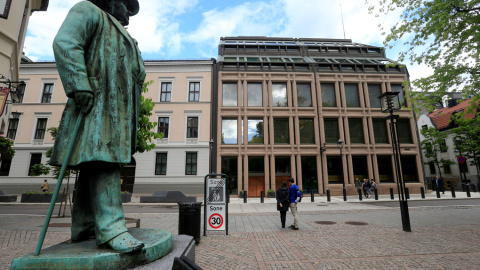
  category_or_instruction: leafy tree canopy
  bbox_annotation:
[367,0,480,112]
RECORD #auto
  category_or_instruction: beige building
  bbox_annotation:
[0,60,213,194]
[215,37,424,197]
[0,0,48,132]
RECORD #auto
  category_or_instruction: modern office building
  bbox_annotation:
[0,60,214,194]
[215,37,424,196]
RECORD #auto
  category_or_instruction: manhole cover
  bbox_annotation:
[46,223,72,227]
[345,221,368,226]
[314,221,336,225]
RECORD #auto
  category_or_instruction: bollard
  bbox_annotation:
[178,202,202,244]
[260,190,264,203]
[243,190,248,203]
[462,183,466,192]
[405,188,410,199]
[471,184,477,193]
[374,189,378,200]
[420,187,425,199]
[436,187,441,198]
[466,184,471,197]
[358,189,362,201]
[390,188,394,200]
[451,185,456,198]
[343,187,347,202]
[327,190,331,202]
[311,190,314,202]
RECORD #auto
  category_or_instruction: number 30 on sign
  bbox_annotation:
[207,205,225,231]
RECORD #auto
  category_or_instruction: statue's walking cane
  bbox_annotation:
[34,112,85,256]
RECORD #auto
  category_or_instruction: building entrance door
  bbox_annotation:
[120,158,136,193]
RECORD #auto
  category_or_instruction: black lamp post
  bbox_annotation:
[454,138,468,190]
[209,139,215,174]
[0,75,26,104]
[337,138,346,201]
[378,91,411,232]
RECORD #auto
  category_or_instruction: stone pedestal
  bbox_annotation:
[11,229,172,270]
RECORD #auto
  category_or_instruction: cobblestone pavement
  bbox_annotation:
[1,193,479,269]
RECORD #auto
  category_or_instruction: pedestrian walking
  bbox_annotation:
[288,178,300,230]
[276,182,289,229]
[41,180,49,192]
[355,178,362,194]
[435,175,445,194]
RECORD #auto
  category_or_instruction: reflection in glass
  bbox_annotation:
[345,84,360,107]
[324,119,339,144]
[247,83,262,107]
[396,119,413,144]
[348,118,364,144]
[222,119,237,144]
[274,118,289,144]
[297,84,313,107]
[391,84,405,107]
[222,83,237,106]
[373,119,388,143]
[248,119,264,144]
[321,83,336,107]
[299,118,315,144]
[272,83,287,107]
[368,84,381,108]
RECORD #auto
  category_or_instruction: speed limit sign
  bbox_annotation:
[206,205,225,231]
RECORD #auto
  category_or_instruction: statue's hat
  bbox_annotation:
[124,0,139,16]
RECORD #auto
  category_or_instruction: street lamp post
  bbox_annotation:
[337,138,346,201]
[378,92,411,232]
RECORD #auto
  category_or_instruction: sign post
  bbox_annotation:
[204,173,229,236]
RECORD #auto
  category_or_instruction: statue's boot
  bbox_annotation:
[106,232,144,253]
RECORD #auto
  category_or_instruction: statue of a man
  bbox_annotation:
[50,0,145,253]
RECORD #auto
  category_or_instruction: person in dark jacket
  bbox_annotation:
[276,181,290,229]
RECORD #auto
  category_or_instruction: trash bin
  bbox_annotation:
[178,202,202,244]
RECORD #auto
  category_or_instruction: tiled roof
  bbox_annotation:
[428,99,477,130]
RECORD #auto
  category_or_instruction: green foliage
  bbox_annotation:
[452,112,480,178]
[420,126,455,177]
[24,190,53,195]
[29,164,51,177]
[136,80,163,153]
[0,135,15,157]
[267,189,275,194]
[368,0,480,112]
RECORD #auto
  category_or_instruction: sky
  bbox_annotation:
[24,0,431,81]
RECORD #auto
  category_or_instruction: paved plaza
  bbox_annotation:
[0,192,479,269]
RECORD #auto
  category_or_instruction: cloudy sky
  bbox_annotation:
[24,0,431,81]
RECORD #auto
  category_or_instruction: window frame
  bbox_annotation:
[344,83,360,108]
[155,153,167,175]
[296,83,313,107]
[157,117,170,139]
[321,83,336,107]
[6,118,19,141]
[159,78,174,102]
[273,118,290,144]
[188,80,201,102]
[186,116,199,139]
[272,82,288,107]
[222,82,238,107]
[28,153,43,176]
[247,82,263,107]
[34,118,48,140]
[40,83,54,104]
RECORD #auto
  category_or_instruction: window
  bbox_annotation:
[185,152,197,175]
[352,156,368,181]
[401,156,419,182]
[222,119,237,144]
[372,119,388,144]
[247,83,262,107]
[272,83,287,107]
[222,83,237,106]
[28,153,42,176]
[34,118,47,140]
[349,118,364,144]
[0,157,12,176]
[160,82,172,102]
[247,119,263,144]
[344,84,360,107]
[155,153,167,175]
[297,83,313,107]
[440,139,447,152]
[429,162,436,175]
[6,119,18,140]
[157,117,169,138]
[327,156,342,183]
[41,84,53,103]
[368,84,382,108]
[391,84,406,107]
[321,83,336,107]
[188,82,200,102]
[324,119,339,144]
[443,163,451,174]
[275,156,291,188]
[274,118,289,144]
[301,156,318,193]
[221,156,238,195]
[396,119,413,144]
[0,0,12,19]
[377,156,394,182]
[187,117,198,138]
[299,118,315,144]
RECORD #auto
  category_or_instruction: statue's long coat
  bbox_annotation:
[50,1,145,167]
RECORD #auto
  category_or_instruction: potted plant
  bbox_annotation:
[121,191,132,203]
[0,135,15,158]
[21,190,63,203]
[267,189,275,198]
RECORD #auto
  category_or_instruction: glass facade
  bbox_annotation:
[321,83,336,107]
[222,119,237,144]
[247,83,262,107]
[377,156,394,182]
[221,156,238,195]
[272,83,287,107]
[396,119,413,144]
[348,118,364,144]
[247,119,264,144]
[324,119,339,144]
[301,156,318,193]
[373,119,388,144]
[223,83,237,106]
[344,84,360,107]
[297,83,313,107]
[299,118,315,144]
[368,84,382,108]
[274,118,289,144]
[327,156,343,183]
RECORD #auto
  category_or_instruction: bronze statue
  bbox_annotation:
[50,0,145,253]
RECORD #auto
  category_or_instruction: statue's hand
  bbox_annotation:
[75,92,94,114]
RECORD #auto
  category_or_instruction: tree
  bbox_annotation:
[420,126,455,178]
[452,112,480,181]
[367,0,480,112]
